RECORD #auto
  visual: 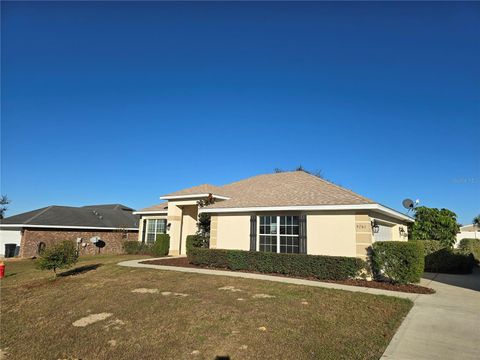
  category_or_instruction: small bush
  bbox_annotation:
[422,240,475,274]
[123,241,153,255]
[37,241,79,276]
[186,235,209,255]
[188,248,365,281]
[371,241,424,284]
[152,234,170,257]
[458,238,480,263]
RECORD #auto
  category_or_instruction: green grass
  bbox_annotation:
[0,255,412,360]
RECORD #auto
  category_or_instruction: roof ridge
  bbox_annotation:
[23,205,55,224]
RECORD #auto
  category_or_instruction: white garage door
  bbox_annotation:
[0,229,22,256]
[374,224,393,242]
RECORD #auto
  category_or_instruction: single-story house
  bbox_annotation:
[134,171,413,259]
[0,204,139,257]
[456,224,479,247]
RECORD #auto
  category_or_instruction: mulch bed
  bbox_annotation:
[142,257,435,294]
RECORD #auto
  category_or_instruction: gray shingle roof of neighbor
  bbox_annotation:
[82,204,134,211]
[155,171,376,211]
[0,204,139,229]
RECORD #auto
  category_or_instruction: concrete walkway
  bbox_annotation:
[118,257,419,299]
[382,268,480,360]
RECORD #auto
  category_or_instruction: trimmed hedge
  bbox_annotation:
[422,240,474,274]
[371,241,424,284]
[123,241,151,255]
[186,235,209,255]
[152,234,170,257]
[187,248,366,281]
[123,235,170,256]
[422,240,445,256]
[458,238,480,263]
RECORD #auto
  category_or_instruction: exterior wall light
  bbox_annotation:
[399,227,406,237]
[167,223,171,231]
[371,220,380,234]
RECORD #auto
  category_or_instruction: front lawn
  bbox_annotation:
[0,255,412,360]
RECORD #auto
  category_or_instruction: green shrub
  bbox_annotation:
[421,239,445,255]
[188,248,365,281]
[186,235,209,255]
[371,241,424,284]
[458,238,480,263]
[152,234,170,257]
[37,241,79,276]
[123,241,153,255]
[421,240,475,273]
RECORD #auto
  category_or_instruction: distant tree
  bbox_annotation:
[0,195,10,219]
[37,241,79,277]
[409,206,460,247]
[473,215,480,228]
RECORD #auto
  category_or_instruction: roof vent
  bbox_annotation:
[92,210,103,220]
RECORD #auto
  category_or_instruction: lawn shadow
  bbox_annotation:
[58,264,102,277]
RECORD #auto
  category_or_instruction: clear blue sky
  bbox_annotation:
[1,2,479,224]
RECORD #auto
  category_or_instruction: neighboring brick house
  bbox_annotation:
[0,204,139,257]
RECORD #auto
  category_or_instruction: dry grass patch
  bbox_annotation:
[1,255,412,360]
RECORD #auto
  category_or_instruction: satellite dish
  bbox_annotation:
[95,240,105,248]
[402,199,414,211]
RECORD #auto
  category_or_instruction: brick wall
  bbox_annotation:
[20,228,138,258]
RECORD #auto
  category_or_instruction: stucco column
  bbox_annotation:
[167,203,183,256]
[355,213,373,259]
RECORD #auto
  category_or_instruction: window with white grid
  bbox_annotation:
[259,215,299,254]
[145,219,167,244]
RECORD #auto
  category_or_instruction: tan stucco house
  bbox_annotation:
[134,171,413,259]
[455,224,479,247]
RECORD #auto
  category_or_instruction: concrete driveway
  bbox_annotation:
[382,268,480,360]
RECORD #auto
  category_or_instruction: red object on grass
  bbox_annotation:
[0,263,5,279]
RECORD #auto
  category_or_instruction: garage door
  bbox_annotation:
[0,229,22,256]
[374,224,392,242]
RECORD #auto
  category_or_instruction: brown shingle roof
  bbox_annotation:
[460,224,480,232]
[160,171,375,209]
[203,171,375,209]
[137,202,168,213]
[163,184,227,197]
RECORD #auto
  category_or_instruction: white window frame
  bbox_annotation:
[257,215,300,254]
[145,219,167,244]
